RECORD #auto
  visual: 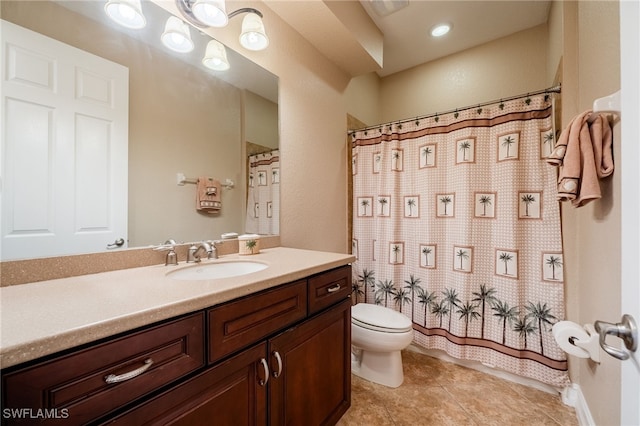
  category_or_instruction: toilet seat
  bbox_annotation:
[352,303,412,333]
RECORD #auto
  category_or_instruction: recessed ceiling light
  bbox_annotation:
[430,23,451,37]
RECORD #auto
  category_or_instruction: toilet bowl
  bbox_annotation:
[351,303,413,388]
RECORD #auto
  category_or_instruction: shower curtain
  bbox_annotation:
[245,149,279,235]
[351,94,570,387]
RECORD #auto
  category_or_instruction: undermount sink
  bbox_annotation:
[167,260,268,280]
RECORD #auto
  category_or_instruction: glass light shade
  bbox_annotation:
[202,40,230,71]
[104,0,146,29]
[161,17,194,53]
[239,13,269,51]
[192,0,228,27]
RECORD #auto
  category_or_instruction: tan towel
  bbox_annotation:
[547,111,614,207]
[196,177,221,213]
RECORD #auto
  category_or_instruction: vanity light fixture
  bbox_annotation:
[202,39,230,71]
[104,0,146,29]
[161,16,195,53]
[176,0,269,51]
[430,23,451,37]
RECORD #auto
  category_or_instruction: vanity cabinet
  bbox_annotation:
[1,313,205,425]
[109,298,351,426]
[1,265,352,426]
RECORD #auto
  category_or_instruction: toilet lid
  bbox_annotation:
[352,303,412,332]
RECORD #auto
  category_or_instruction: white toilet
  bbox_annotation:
[351,303,413,388]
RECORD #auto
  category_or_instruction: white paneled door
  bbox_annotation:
[619,2,640,425]
[1,20,128,260]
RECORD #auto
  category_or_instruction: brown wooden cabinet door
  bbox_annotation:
[268,298,351,426]
[107,343,268,426]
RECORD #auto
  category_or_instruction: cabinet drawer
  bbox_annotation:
[308,265,352,314]
[208,280,307,363]
[2,313,205,425]
[106,343,268,426]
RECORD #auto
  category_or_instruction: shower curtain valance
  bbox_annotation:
[351,91,569,387]
[351,85,561,135]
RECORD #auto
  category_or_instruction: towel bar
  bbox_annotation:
[176,173,235,189]
[593,90,621,117]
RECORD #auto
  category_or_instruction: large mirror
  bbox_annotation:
[0,0,279,261]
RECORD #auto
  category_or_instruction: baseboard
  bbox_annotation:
[563,384,595,426]
[406,344,595,425]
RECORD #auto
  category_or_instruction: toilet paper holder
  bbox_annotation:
[569,324,601,363]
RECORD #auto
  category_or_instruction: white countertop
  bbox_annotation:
[0,247,355,369]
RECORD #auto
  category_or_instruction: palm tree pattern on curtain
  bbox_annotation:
[245,150,280,235]
[351,94,569,387]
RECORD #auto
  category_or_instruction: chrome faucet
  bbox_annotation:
[190,242,213,263]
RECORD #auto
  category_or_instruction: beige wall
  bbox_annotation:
[547,0,563,84]
[1,1,245,247]
[560,1,621,424]
[378,24,549,122]
[345,72,382,127]
[244,91,279,150]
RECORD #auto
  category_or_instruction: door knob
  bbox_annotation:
[594,314,638,361]
[106,238,125,249]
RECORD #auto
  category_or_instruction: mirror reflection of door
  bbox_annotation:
[1,20,128,260]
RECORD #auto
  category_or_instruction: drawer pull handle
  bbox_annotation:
[327,284,341,293]
[104,358,153,384]
[258,358,270,386]
[272,351,282,378]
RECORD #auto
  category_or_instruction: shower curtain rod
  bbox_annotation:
[350,84,561,134]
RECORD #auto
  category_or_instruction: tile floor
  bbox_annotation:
[337,349,579,425]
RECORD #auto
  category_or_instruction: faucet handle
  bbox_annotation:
[165,248,178,266]
[187,245,198,263]
[207,240,224,259]
[154,239,177,251]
